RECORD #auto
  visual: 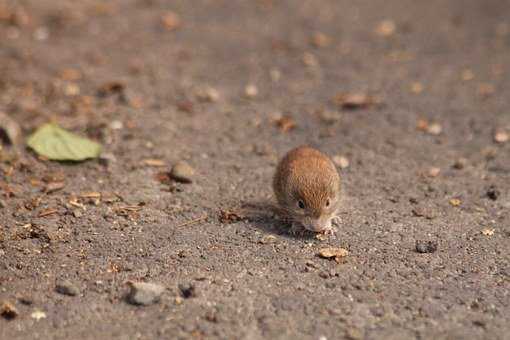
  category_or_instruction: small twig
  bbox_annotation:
[176,214,208,228]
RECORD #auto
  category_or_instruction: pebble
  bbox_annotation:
[427,167,441,177]
[410,82,424,94]
[269,68,281,82]
[486,185,500,200]
[244,84,258,98]
[259,235,277,244]
[170,161,195,183]
[72,209,83,218]
[452,158,468,170]
[178,283,197,298]
[110,120,123,130]
[0,302,18,320]
[196,86,220,102]
[302,52,318,67]
[311,32,331,47]
[99,152,117,167]
[494,130,509,144]
[462,69,475,81]
[426,123,442,135]
[31,309,47,321]
[126,282,165,306]
[55,280,80,296]
[0,111,21,145]
[161,11,180,31]
[375,19,396,37]
[415,240,438,253]
[318,109,341,124]
[334,92,373,109]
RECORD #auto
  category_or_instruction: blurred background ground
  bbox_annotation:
[0,0,509,339]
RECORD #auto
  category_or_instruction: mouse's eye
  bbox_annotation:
[325,199,331,208]
[297,200,305,209]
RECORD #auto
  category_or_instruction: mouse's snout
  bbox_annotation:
[302,216,332,232]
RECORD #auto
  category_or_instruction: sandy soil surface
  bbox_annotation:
[0,0,509,339]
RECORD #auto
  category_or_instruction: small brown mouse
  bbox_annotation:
[273,146,341,234]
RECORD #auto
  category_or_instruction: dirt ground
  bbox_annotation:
[1,0,509,339]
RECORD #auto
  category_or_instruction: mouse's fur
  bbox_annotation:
[273,146,341,233]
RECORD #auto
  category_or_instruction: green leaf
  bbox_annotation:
[27,123,102,161]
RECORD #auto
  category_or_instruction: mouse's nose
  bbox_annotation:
[305,218,329,232]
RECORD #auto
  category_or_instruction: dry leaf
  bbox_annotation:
[27,124,102,161]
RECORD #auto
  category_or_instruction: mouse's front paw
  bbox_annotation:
[322,226,336,236]
[289,222,306,237]
[331,216,341,226]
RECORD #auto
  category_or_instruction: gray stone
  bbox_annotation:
[126,282,165,306]
[55,280,80,296]
[170,161,195,183]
